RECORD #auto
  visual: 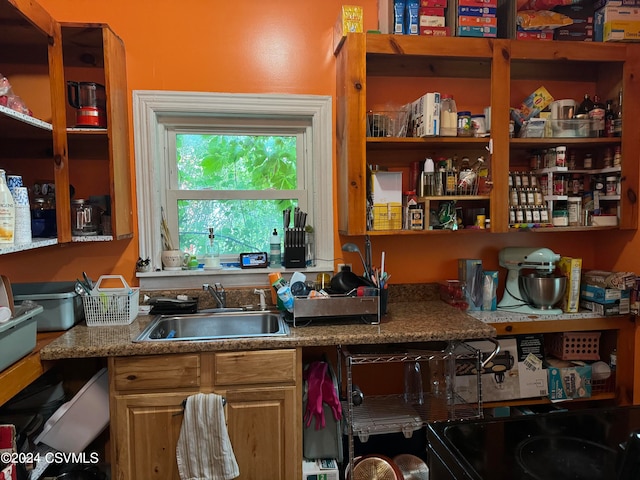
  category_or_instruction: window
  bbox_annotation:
[133,91,333,288]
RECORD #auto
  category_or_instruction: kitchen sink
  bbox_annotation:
[134,310,289,342]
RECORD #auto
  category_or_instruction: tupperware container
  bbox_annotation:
[12,282,84,331]
[0,305,43,372]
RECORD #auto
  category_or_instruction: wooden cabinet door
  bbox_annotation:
[112,391,195,480]
[225,386,300,480]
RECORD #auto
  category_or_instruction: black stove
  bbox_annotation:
[427,406,640,480]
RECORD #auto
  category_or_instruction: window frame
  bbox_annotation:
[133,91,334,289]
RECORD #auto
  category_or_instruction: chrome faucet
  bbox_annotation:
[203,283,226,308]
[254,289,267,311]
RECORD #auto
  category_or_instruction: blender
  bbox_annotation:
[67,81,107,128]
[497,247,566,315]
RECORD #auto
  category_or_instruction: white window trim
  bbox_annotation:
[133,90,334,289]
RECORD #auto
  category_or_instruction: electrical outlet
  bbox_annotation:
[337,263,352,272]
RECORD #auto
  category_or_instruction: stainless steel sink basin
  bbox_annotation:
[134,310,289,342]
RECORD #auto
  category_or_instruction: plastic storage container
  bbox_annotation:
[0,305,43,371]
[34,367,109,453]
[12,282,84,332]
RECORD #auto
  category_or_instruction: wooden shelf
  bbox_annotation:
[485,392,617,409]
[0,331,63,407]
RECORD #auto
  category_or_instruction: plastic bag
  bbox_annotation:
[517,0,581,10]
[0,73,32,116]
[517,10,573,30]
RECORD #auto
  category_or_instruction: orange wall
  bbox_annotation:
[3,0,640,288]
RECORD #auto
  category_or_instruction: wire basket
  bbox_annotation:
[82,275,139,326]
[367,110,409,138]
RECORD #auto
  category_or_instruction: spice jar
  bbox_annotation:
[606,176,618,196]
[457,111,472,137]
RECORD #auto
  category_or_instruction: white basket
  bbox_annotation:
[82,275,139,326]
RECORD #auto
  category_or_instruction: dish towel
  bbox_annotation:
[176,393,240,480]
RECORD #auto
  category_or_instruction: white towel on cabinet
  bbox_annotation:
[176,393,240,480]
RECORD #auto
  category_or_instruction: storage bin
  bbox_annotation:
[34,368,109,453]
[12,282,83,332]
[0,305,43,372]
[547,331,601,361]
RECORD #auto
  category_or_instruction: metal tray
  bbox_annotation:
[292,293,380,327]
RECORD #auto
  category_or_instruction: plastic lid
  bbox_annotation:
[442,93,453,99]
[458,111,471,116]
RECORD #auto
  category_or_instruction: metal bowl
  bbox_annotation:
[518,273,567,310]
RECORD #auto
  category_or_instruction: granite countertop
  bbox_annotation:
[40,301,496,360]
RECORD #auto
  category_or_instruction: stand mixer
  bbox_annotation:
[497,247,564,315]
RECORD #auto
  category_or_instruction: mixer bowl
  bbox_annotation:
[518,273,567,310]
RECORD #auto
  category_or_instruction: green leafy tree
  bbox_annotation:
[175,134,298,257]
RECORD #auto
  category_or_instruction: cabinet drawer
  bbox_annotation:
[215,349,296,386]
[112,354,200,391]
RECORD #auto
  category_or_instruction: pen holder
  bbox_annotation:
[284,246,306,268]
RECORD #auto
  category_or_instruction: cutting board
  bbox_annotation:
[0,275,14,315]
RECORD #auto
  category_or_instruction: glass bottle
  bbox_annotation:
[605,99,615,137]
[440,94,457,137]
[613,89,623,137]
[576,93,594,116]
[589,95,605,137]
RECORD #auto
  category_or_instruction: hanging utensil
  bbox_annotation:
[82,272,94,291]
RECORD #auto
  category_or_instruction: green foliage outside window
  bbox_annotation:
[175,134,298,257]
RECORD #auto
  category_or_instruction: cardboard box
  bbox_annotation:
[603,19,640,41]
[516,29,555,40]
[458,15,498,27]
[421,0,448,6]
[558,256,582,313]
[580,298,630,316]
[596,5,640,22]
[580,284,631,304]
[554,26,594,42]
[458,0,497,6]
[420,15,446,27]
[303,459,339,480]
[333,5,363,53]
[411,92,441,137]
[458,258,483,311]
[595,0,640,8]
[420,6,445,16]
[553,3,596,21]
[0,425,16,480]
[511,86,554,127]
[546,358,591,400]
[457,25,498,37]
[420,25,451,35]
[454,336,548,403]
[458,5,496,16]
[371,171,402,205]
[582,270,636,290]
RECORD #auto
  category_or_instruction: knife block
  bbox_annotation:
[284,246,306,268]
